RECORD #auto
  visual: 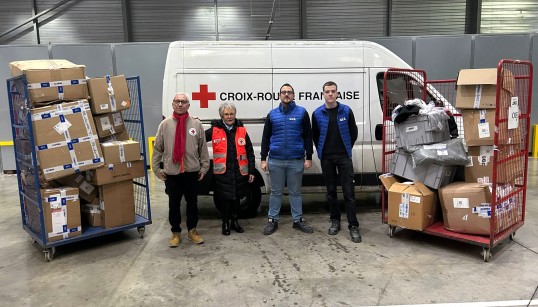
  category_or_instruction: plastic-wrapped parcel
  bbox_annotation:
[404,138,470,167]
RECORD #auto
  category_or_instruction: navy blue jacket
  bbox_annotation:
[312,102,357,160]
[261,101,313,161]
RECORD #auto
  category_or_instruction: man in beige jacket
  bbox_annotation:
[153,92,210,247]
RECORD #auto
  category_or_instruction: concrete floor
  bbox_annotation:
[1,161,538,307]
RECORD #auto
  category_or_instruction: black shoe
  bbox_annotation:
[263,218,278,235]
[231,218,244,233]
[293,217,314,234]
[222,220,231,236]
[328,219,341,235]
[350,226,362,243]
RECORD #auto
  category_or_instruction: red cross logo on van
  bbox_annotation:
[192,84,216,108]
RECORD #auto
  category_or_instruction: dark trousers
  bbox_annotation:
[220,199,239,221]
[321,158,359,228]
[165,172,199,233]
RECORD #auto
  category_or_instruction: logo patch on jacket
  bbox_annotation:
[289,117,297,121]
[238,138,246,146]
[189,128,197,136]
[213,137,225,144]
[339,117,347,122]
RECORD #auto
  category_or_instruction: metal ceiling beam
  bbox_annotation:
[0,0,74,41]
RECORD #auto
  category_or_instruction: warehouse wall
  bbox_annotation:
[0,33,536,171]
[2,0,538,44]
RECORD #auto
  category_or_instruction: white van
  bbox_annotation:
[162,40,428,217]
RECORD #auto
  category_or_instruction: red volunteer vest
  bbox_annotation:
[212,126,248,176]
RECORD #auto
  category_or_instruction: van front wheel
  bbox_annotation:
[213,181,262,219]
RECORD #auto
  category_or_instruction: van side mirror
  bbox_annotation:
[375,124,383,141]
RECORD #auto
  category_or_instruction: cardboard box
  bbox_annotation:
[93,112,126,138]
[86,160,145,185]
[81,199,102,227]
[99,180,135,228]
[439,182,492,235]
[31,100,104,180]
[9,59,88,105]
[455,68,515,109]
[461,109,522,146]
[56,173,98,203]
[88,75,131,114]
[379,174,436,231]
[100,130,130,143]
[101,140,141,164]
[465,145,523,184]
[41,187,82,242]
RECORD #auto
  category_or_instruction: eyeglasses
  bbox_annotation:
[280,91,294,95]
[173,99,189,105]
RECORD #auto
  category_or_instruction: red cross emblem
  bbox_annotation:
[192,84,216,108]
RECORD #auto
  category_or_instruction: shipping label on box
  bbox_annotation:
[88,75,131,115]
[379,174,436,231]
[93,112,126,138]
[41,187,82,242]
[439,182,492,235]
[461,109,522,146]
[9,59,89,105]
[31,100,104,180]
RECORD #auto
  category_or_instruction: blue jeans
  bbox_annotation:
[268,158,304,222]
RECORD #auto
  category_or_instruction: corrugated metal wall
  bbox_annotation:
[36,0,124,43]
[1,0,538,44]
[390,0,467,36]
[217,0,300,40]
[305,0,387,39]
[129,0,300,41]
[481,0,538,33]
[129,0,216,41]
[1,2,35,44]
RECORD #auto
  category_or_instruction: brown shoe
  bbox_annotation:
[188,228,204,244]
[169,232,181,248]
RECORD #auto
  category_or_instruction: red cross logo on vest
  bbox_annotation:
[238,137,246,146]
[192,84,216,108]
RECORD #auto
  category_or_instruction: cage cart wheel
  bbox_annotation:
[482,247,492,262]
[509,232,516,240]
[43,247,55,262]
[137,227,145,238]
[389,225,396,238]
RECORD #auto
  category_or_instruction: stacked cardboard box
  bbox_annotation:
[10,59,142,237]
[435,68,522,236]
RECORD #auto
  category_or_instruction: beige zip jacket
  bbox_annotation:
[152,115,209,176]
